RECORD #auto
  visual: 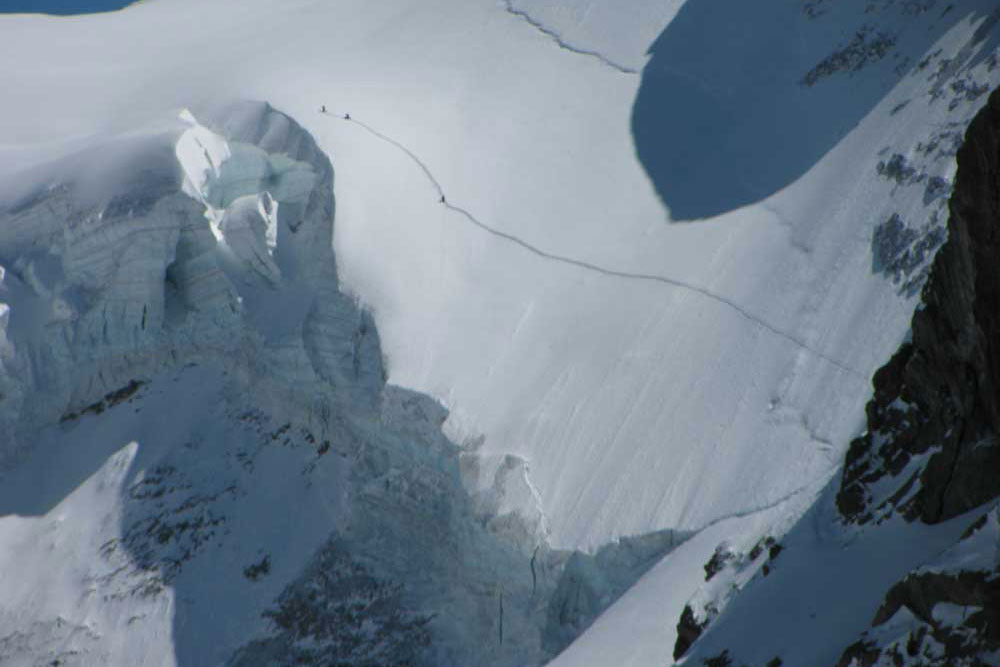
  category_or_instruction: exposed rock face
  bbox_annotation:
[836,509,1000,666]
[838,86,1000,526]
[832,85,1000,666]
[673,604,707,661]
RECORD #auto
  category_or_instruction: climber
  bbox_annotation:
[439,195,446,204]
[344,113,351,120]
[320,104,326,113]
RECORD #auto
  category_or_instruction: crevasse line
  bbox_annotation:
[500,0,639,75]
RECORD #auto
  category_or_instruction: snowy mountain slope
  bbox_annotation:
[1,0,989,552]
[327,0,1000,550]
[551,478,984,666]
[0,102,692,666]
[2,0,1000,664]
[554,69,1000,667]
[837,508,1000,665]
[633,0,997,222]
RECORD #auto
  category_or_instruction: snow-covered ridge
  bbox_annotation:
[0,100,687,666]
[2,0,1000,663]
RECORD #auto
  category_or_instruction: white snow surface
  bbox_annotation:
[2,0,1000,664]
[3,0,993,551]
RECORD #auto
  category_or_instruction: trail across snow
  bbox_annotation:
[2,0,914,553]
[327,111,864,380]
[5,1,995,661]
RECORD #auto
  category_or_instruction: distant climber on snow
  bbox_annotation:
[344,113,350,120]
[439,195,445,204]
[320,104,326,113]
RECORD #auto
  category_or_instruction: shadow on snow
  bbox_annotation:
[631,1,1000,222]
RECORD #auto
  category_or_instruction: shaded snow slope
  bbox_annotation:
[836,507,1000,665]
[2,1,1000,664]
[634,1,1000,221]
[661,484,980,667]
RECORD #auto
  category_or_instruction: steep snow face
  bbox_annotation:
[1,0,1000,663]
[0,102,683,666]
[0,100,376,461]
[0,127,206,451]
[323,0,1000,549]
[0,103,360,664]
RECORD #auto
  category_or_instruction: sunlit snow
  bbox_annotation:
[1,0,999,664]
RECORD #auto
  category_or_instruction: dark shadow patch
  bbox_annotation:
[631,2,1000,221]
[229,539,432,667]
[1,0,138,16]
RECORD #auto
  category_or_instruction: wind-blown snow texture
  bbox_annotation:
[1,0,1000,665]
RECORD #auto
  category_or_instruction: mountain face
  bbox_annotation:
[837,508,1000,666]
[666,86,1000,667]
[832,85,1000,667]
[839,87,1000,529]
[3,1,1000,666]
[0,102,681,667]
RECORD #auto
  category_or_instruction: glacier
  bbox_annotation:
[0,100,683,666]
[1,0,1000,664]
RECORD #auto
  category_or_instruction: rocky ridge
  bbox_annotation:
[838,86,1000,527]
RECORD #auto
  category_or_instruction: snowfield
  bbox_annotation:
[1,0,1000,664]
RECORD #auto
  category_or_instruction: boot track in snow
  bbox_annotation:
[324,111,864,381]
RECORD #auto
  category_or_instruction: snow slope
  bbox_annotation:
[3,100,674,666]
[0,0,981,548]
[2,0,1000,664]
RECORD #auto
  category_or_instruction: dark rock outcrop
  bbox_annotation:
[835,510,1000,666]
[838,86,1000,525]
[835,640,880,667]
[674,604,708,660]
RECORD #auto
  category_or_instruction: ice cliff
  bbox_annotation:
[0,101,677,666]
